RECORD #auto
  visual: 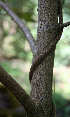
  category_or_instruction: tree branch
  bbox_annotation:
[0,66,37,116]
[60,21,70,29]
[29,19,70,83]
[29,25,63,83]
[0,0,36,53]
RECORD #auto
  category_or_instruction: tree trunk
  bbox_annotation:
[30,0,58,116]
[1,0,70,116]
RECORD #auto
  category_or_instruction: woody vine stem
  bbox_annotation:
[0,0,70,116]
[0,1,70,85]
[0,0,70,83]
[29,0,65,83]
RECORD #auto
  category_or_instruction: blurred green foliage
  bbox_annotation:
[1,0,37,21]
[0,1,70,116]
[0,0,38,61]
[0,0,70,65]
[0,60,31,95]
[53,92,70,117]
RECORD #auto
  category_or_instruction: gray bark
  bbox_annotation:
[1,0,69,116]
[30,0,58,116]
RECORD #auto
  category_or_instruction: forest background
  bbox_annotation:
[0,0,70,116]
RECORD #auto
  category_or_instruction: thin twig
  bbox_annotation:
[60,21,70,29]
[29,20,70,82]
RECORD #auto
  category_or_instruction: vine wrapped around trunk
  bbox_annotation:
[0,0,70,116]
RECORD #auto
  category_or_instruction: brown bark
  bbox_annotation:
[0,66,37,116]
[0,0,70,116]
[30,0,58,116]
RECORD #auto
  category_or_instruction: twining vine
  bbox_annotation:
[0,0,70,116]
[29,0,63,83]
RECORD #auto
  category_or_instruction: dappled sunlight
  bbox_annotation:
[11,59,31,73]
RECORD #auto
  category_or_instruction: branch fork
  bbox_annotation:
[0,0,70,116]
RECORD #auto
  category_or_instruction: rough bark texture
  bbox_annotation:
[0,0,66,116]
[30,0,58,116]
